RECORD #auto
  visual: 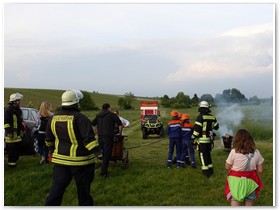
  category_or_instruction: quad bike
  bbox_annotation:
[141,114,164,139]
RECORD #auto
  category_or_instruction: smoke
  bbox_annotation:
[216,103,244,137]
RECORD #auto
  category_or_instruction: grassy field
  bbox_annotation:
[3,88,274,206]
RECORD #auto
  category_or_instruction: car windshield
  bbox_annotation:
[22,109,29,121]
[21,108,40,126]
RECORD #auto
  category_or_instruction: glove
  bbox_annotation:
[92,146,103,164]
[94,150,103,167]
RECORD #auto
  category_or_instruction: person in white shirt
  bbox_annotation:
[114,110,130,128]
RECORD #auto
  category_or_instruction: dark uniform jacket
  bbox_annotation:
[92,110,122,137]
[45,107,99,166]
[193,109,219,143]
[167,119,182,139]
[4,104,24,143]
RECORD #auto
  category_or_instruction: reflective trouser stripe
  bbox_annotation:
[8,162,16,166]
[198,138,211,143]
[200,152,208,170]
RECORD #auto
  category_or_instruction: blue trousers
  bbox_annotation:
[181,139,195,165]
[167,137,182,167]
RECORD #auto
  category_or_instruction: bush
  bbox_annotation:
[80,91,98,110]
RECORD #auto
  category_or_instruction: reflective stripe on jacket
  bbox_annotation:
[167,120,182,138]
[45,108,99,166]
[193,113,219,143]
[4,104,23,143]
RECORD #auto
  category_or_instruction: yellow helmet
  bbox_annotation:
[61,89,83,106]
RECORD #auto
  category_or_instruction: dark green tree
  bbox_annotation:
[249,96,260,105]
[191,94,199,106]
[160,95,172,107]
[80,91,98,110]
[175,92,191,108]
[118,92,135,110]
[200,94,215,105]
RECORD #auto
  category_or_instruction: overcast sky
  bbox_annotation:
[3,3,274,99]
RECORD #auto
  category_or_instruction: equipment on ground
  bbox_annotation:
[110,135,129,169]
[222,134,233,151]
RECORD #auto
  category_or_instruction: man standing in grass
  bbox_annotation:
[92,103,123,178]
[4,93,24,167]
[192,101,219,178]
[45,89,102,206]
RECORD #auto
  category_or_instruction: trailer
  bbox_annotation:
[140,101,164,139]
[140,101,159,119]
[110,135,129,168]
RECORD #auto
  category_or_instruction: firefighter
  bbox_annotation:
[166,110,182,168]
[4,93,24,167]
[44,89,102,206]
[180,114,196,168]
[192,101,219,177]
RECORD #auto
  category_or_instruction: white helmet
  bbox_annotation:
[61,89,83,106]
[198,101,211,108]
[9,93,23,102]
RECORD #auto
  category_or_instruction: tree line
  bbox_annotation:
[79,88,270,111]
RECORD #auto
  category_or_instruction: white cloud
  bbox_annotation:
[164,23,273,83]
[3,3,274,99]
[221,23,273,37]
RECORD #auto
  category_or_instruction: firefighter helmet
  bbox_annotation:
[198,101,211,108]
[170,110,178,117]
[9,93,23,102]
[61,89,83,106]
[181,114,190,121]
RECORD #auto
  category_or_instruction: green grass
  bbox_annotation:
[3,88,274,206]
[4,139,273,206]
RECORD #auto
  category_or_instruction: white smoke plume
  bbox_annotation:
[216,104,244,137]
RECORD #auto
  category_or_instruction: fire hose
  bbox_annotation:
[125,138,164,150]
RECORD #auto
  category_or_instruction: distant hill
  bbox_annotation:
[3,88,144,110]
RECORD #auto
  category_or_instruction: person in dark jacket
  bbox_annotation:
[37,101,53,165]
[4,93,24,167]
[192,101,219,178]
[92,103,123,178]
[44,89,101,206]
[166,110,182,168]
[180,113,196,168]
